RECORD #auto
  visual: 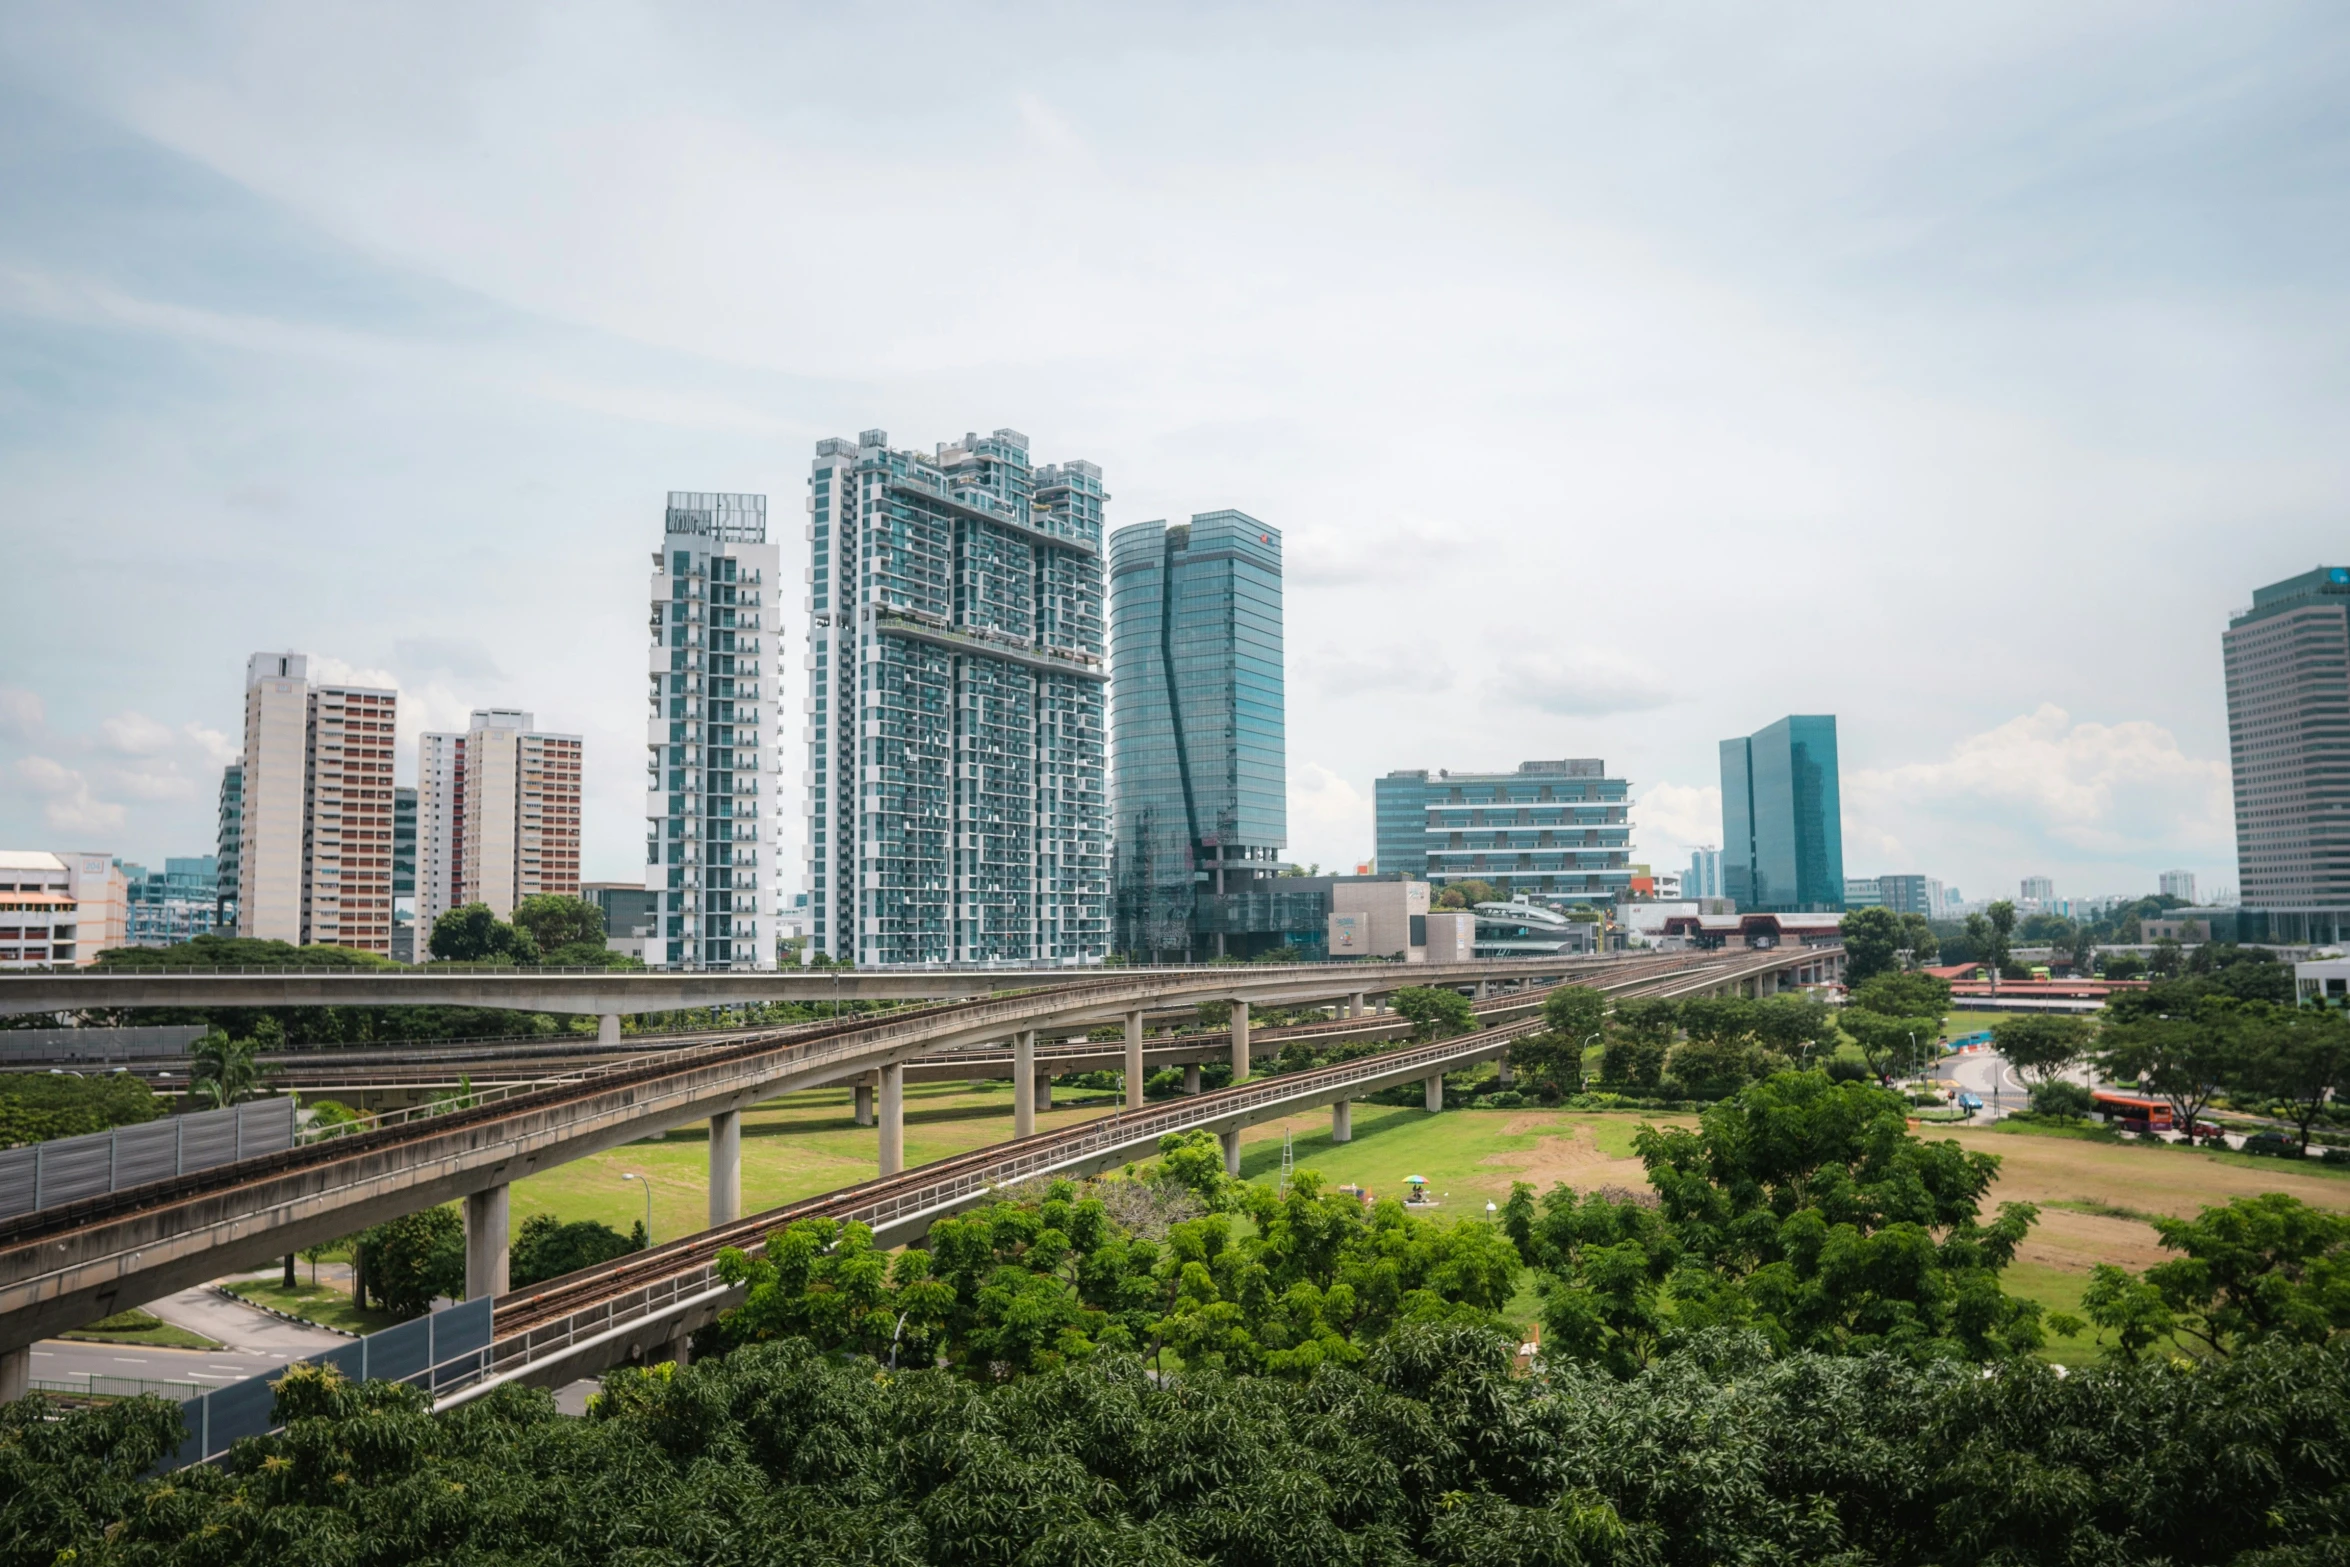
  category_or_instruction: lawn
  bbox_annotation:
[218,1278,406,1337]
[57,1309,222,1351]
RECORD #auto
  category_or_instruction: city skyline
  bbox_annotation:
[5,8,2339,902]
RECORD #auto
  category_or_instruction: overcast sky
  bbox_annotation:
[3,3,2345,907]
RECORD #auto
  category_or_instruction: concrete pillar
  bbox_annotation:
[1349,991,1366,1019]
[1476,979,1490,999]
[1220,1128,1242,1176]
[283,1253,296,1288]
[1424,1075,1444,1114]
[1231,999,1251,1083]
[1183,1062,1202,1095]
[709,1108,741,1228]
[464,1183,510,1300]
[1496,1049,1513,1089]
[1035,1072,1054,1111]
[657,1332,692,1369]
[878,1062,905,1176]
[854,1076,876,1127]
[1125,1009,1146,1111]
[599,1012,621,1047]
[1014,1031,1037,1138]
[1332,1100,1353,1143]
[0,1345,27,1403]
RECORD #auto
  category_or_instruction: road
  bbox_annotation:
[31,1275,350,1395]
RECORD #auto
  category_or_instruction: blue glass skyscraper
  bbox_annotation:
[1110,511,1286,960]
[1719,715,1844,912]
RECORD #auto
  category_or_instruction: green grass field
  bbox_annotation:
[219,1278,405,1337]
[57,1309,222,1351]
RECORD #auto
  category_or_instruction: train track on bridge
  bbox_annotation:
[456,947,1798,1398]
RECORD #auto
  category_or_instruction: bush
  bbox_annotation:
[0,1071,168,1148]
[1484,1090,1526,1108]
[1824,1055,1871,1084]
[2030,1079,2096,1120]
[511,1214,645,1289]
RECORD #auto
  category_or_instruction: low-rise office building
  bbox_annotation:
[1374,759,1634,909]
[0,850,126,967]
[1325,877,1431,961]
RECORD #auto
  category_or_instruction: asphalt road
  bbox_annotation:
[33,1277,349,1394]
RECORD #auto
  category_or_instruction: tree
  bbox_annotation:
[1840,971,1952,1081]
[0,1071,166,1147]
[511,1213,646,1289]
[355,1205,465,1316]
[188,1029,267,1109]
[1839,906,1905,985]
[1540,983,1607,1045]
[2029,1079,2095,1119]
[1963,900,2016,993]
[510,894,607,954]
[2102,949,2148,980]
[1748,993,1831,1061]
[1898,913,1940,970]
[1848,970,1953,1020]
[2081,1193,2350,1358]
[2098,1003,2247,1138]
[428,903,539,964]
[2241,1008,2350,1152]
[1391,986,1476,1041]
[1991,1014,2094,1084]
[1511,1069,2050,1368]
[2150,935,2185,978]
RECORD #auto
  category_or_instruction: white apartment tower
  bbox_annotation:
[237,652,398,952]
[415,710,584,936]
[648,493,781,970]
[804,429,1109,966]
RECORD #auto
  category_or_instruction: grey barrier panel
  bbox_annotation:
[0,1025,209,1062]
[152,1296,497,1473]
[0,1096,298,1219]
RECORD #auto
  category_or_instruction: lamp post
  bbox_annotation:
[622,1172,654,1245]
[1581,1031,1602,1092]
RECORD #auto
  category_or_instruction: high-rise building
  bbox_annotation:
[1844,876,1884,908]
[652,493,781,970]
[1720,715,1844,913]
[391,785,417,962]
[1876,873,1943,918]
[805,431,1108,966]
[1685,845,1725,900]
[237,652,397,952]
[1111,511,1285,961]
[1373,761,1632,910]
[415,710,583,939]
[215,763,242,927]
[124,856,222,947]
[1375,772,1432,879]
[2225,568,2350,943]
[2020,875,2054,908]
[2159,868,2198,903]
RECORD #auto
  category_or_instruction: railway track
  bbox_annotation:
[475,949,1742,1364]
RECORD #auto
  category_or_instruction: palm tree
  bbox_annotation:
[189,1031,266,1109]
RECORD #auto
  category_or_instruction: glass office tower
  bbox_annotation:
[804,430,1108,966]
[1374,761,1631,908]
[2225,567,2350,943]
[647,492,781,970]
[1110,511,1286,960]
[1719,715,1845,912]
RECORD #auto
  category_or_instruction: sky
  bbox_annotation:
[2,2,2345,908]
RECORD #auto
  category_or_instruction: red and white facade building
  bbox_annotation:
[0,849,128,968]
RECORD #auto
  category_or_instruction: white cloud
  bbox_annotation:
[98,711,177,755]
[1633,781,1722,875]
[1495,650,1675,718]
[1298,645,1453,701]
[182,723,241,767]
[0,689,43,742]
[16,756,127,835]
[1846,704,2233,885]
[1288,762,1374,874]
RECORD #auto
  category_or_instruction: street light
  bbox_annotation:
[622,1173,654,1244]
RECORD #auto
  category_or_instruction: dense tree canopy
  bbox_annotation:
[10,1327,2350,1565]
[0,1069,164,1148]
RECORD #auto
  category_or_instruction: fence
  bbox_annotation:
[0,1097,296,1220]
[157,1295,493,1471]
[0,1025,209,1063]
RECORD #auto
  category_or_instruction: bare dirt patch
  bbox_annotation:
[1484,1124,1648,1192]
[2015,1207,2169,1276]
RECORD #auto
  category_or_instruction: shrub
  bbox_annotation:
[2030,1079,2096,1119]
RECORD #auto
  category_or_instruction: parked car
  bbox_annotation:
[2241,1130,2302,1158]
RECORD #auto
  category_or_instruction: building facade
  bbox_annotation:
[2225,568,2350,943]
[1375,772,1433,879]
[2020,875,2054,908]
[1844,876,1883,908]
[1684,845,1725,900]
[123,856,222,947]
[415,710,583,941]
[1374,760,1633,909]
[648,493,782,971]
[1876,873,1942,918]
[1110,511,1285,961]
[215,764,242,928]
[236,652,398,953]
[391,786,417,962]
[582,881,661,963]
[0,850,125,967]
[1719,715,1844,913]
[2159,868,2199,903]
[805,431,1108,967]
